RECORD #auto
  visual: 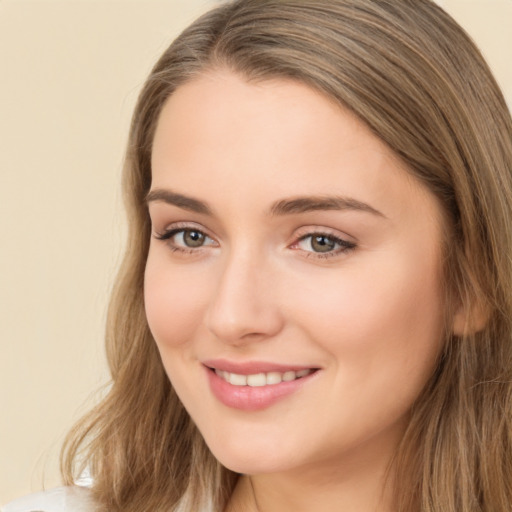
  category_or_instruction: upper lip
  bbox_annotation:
[202,359,319,375]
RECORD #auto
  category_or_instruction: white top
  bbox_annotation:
[2,473,210,512]
[0,487,211,512]
[1,485,95,512]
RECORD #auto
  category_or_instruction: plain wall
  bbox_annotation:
[1,0,511,503]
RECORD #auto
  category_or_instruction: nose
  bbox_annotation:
[205,249,284,346]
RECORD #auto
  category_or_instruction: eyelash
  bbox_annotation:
[154,226,216,255]
[293,232,356,259]
[153,226,356,259]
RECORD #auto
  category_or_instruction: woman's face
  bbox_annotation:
[145,70,446,476]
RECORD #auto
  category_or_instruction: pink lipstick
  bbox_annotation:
[203,359,319,411]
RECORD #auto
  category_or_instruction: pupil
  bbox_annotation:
[311,235,335,253]
[184,230,205,247]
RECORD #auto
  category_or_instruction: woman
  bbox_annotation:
[3,0,511,511]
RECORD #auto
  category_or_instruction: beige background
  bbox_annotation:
[1,0,511,504]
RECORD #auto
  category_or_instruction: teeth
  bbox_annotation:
[247,373,266,386]
[229,373,247,386]
[266,371,282,385]
[215,368,313,387]
[282,371,296,382]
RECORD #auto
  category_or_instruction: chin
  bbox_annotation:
[216,455,287,476]
[204,435,294,475]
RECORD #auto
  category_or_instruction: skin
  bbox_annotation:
[145,70,449,512]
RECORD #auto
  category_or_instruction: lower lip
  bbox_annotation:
[205,367,317,411]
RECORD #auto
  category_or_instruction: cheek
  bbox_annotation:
[290,249,445,380]
[144,253,210,349]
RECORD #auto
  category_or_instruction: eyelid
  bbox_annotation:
[292,225,356,244]
[153,221,215,238]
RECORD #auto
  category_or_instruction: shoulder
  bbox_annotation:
[1,486,95,512]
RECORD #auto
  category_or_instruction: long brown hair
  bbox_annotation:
[61,1,512,510]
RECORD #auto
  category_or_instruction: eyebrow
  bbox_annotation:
[146,189,212,215]
[146,188,385,218]
[270,196,385,217]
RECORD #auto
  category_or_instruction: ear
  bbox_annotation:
[452,299,490,336]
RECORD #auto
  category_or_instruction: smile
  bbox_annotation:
[214,368,313,387]
[203,362,319,411]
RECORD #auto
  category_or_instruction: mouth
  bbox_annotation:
[202,360,320,411]
[209,367,316,387]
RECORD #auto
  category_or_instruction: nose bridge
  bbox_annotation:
[205,243,283,344]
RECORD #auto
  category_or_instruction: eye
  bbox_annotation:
[175,229,208,248]
[154,227,217,251]
[300,234,337,253]
[295,232,356,257]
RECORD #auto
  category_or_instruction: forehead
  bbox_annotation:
[150,70,436,222]
[153,71,375,149]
